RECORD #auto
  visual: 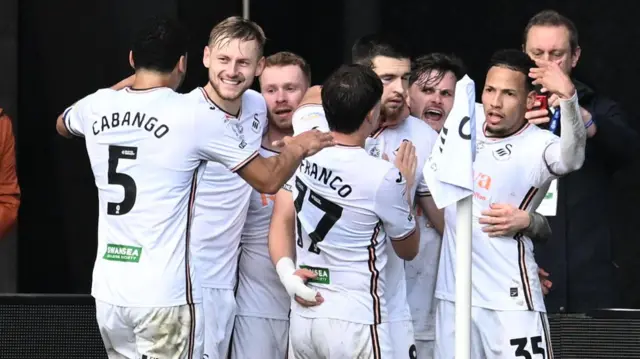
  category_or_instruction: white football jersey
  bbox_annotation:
[187,88,267,289]
[364,116,438,322]
[405,212,441,340]
[436,121,557,312]
[292,145,416,325]
[236,146,291,320]
[63,86,260,307]
[292,104,330,135]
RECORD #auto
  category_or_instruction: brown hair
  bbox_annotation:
[264,51,312,84]
[523,10,579,53]
[208,16,266,55]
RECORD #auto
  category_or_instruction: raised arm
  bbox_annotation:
[529,60,586,176]
[236,130,333,194]
[56,75,134,138]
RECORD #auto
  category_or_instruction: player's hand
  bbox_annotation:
[525,94,560,125]
[538,268,553,295]
[479,203,530,237]
[529,60,575,100]
[272,130,335,157]
[394,141,417,194]
[292,268,324,307]
[110,74,136,91]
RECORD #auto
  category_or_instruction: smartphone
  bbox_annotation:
[534,94,548,110]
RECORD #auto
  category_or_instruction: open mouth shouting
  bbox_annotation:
[423,107,444,122]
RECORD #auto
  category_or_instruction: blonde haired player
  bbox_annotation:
[185,16,333,359]
[231,51,312,359]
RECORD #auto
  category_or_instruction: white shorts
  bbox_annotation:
[231,316,289,359]
[435,300,554,359]
[202,288,236,359]
[290,313,393,359]
[389,320,417,358]
[415,340,434,359]
[95,299,203,359]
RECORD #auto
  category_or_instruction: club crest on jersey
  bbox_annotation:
[369,146,381,158]
[492,143,513,161]
[251,114,261,133]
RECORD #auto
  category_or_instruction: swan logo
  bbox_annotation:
[492,143,513,161]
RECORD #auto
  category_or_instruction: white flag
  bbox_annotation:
[424,75,477,209]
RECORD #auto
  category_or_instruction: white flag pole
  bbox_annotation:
[422,75,476,359]
[455,195,473,359]
[242,0,250,19]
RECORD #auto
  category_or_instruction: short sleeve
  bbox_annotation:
[194,109,260,172]
[292,104,329,136]
[62,91,103,137]
[416,174,430,197]
[374,166,417,240]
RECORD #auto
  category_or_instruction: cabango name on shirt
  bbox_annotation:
[298,159,352,198]
[92,112,170,139]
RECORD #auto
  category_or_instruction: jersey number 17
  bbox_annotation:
[293,177,343,254]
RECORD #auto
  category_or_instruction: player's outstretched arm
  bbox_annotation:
[56,75,135,138]
[236,130,334,194]
[529,60,586,176]
[298,85,322,108]
[269,187,322,305]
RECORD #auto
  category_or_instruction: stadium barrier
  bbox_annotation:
[1,294,639,358]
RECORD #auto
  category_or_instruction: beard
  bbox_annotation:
[380,102,408,128]
[209,74,250,102]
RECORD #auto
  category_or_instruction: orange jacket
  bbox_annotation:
[0,109,19,239]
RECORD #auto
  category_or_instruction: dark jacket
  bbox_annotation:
[534,80,639,313]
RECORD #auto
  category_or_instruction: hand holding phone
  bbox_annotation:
[534,94,548,111]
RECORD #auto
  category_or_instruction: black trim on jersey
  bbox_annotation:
[184,165,201,359]
[483,121,527,139]
[199,87,241,117]
[369,324,382,359]
[368,221,382,324]
[260,145,281,154]
[513,186,539,311]
[62,107,84,138]
[416,191,431,197]
[390,226,417,241]
[231,151,259,173]
[540,312,555,359]
[542,142,562,177]
[125,86,168,92]
[335,143,361,148]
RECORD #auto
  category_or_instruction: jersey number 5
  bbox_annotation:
[107,145,138,216]
[293,177,343,254]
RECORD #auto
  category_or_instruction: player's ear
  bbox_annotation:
[255,56,266,77]
[526,90,537,110]
[178,53,188,75]
[202,46,211,68]
[570,46,581,69]
[128,51,135,70]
